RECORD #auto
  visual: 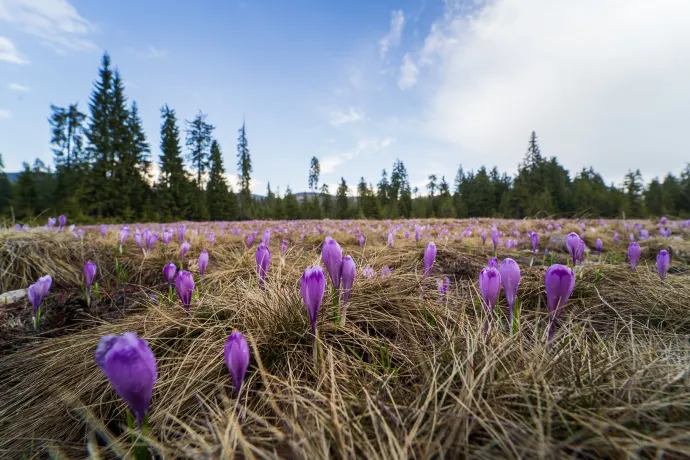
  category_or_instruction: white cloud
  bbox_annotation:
[398,53,418,90]
[378,10,405,59]
[321,137,396,174]
[0,36,28,64]
[226,173,264,195]
[0,0,97,52]
[329,106,365,126]
[8,82,29,91]
[0,109,12,119]
[414,0,690,183]
[146,45,167,59]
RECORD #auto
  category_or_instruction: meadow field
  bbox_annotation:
[1,218,689,459]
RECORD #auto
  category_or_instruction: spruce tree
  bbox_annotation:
[85,52,115,218]
[237,122,252,219]
[15,162,38,220]
[0,154,12,216]
[185,111,215,190]
[207,139,231,221]
[49,103,86,215]
[336,178,349,219]
[284,186,301,219]
[158,104,192,220]
[123,100,151,219]
[320,183,332,218]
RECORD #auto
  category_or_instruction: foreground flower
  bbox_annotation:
[179,241,191,260]
[281,240,288,257]
[198,249,209,276]
[595,238,603,259]
[84,261,97,289]
[491,227,499,251]
[175,270,195,311]
[530,232,539,255]
[28,275,52,328]
[255,243,271,288]
[656,249,670,281]
[340,256,356,324]
[301,266,326,346]
[224,330,250,395]
[487,257,499,269]
[423,242,437,278]
[479,267,501,330]
[322,237,343,289]
[545,264,575,342]
[387,232,394,248]
[499,258,520,326]
[628,242,641,272]
[119,226,130,253]
[163,262,177,286]
[95,332,157,424]
[58,214,67,231]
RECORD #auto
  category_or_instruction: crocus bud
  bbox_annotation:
[95,332,157,424]
[341,255,356,304]
[255,243,271,288]
[487,257,499,269]
[423,242,437,278]
[414,225,421,244]
[224,330,250,395]
[499,258,520,325]
[262,229,271,246]
[119,226,130,252]
[481,229,487,246]
[544,264,575,342]
[198,249,209,276]
[613,232,619,245]
[281,240,288,257]
[163,262,177,285]
[595,238,603,255]
[84,261,97,288]
[656,249,670,281]
[179,241,191,259]
[28,274,52,320]
[628,242,641,272]
[491,227,499,250]
[246,233,255,248]
[530,232,539,254]
[175,270,195,311]
[58,214,67,231]
[100,224,107,239]
[565,232,580,266]
[437,277,450,298]
[321,237,343,290]
[134,230,143,249]
[178,224,186,244]
[576,238,586,264]
[387,232,394,249]
[301,266,326,345]
[479,267,501,329]
[161,231,172,246]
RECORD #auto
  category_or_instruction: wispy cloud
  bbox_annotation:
[0,109,12,119]
[0,0,97,52]
[146,45,168,59]
[321,137,396,174]
[8,82,29,91]
[379,10,405,59]
[0,36,28,64]
[398,53,418,90]
[330,107,365,126]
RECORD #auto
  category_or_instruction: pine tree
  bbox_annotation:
[308,157,320,192]
[185,111,215,190]
[157,104,192,220]
[207,139,231,221]
[123,100,151,219]
[284,186,301,219]
[644,178,665,216]
[320,183,332,218]
[85,52,116,218]
[49,103,86,215]
[15,162,38,220]
[377,169,389,208]
[623,169,645,217]
[237,122,252,219]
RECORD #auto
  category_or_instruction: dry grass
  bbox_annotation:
[1,219,690,459]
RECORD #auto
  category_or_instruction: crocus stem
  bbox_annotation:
[312,327,318,365]
[86,289,91,307]
[341,303,348,326]
[332,288,340,326]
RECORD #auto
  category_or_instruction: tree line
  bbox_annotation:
[0,53,689,223]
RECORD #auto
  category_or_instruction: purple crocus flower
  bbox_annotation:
[566,232,581,266]
[491,227,499,250]
[134,230,143,249]
[437,277,450,299]
[423,242,437,278]
[380,266,392,279]
[628,242,641,272]
[656,249,670,281]
[479,267,501,330]
[481,229,487,246]
[404,231,410,239]
[499,258,520,326]
[262,229,271,246]
[163,262,177,286]
[301,265,326,346]
[208,232,215,245]
[246,233,255,248]
[530,232,539,254]
[84,261,97,288]
[179,241,191,259]
[387,232,394,248]
[95,332,157,424]
[28,274,52,326]
[358,234,365,247]
[175,270,195,311]
[224,330,250,395]
[362,265,375,279]
[255,243,271,288]
[414,225,421,244]
[281,240,288,257]
[544,264,575,342]
[595,238,603,256]
[613,232,619,246]
[341,255,356,304]
[321,236,343,290]
[100,224,107,239]
[198,249,209,276]
[119,226,130,253]
[58,214,67,231]
[161,230,172,246]
[47,217,56,229]
[178,225,186,244]
[487,257,499,269]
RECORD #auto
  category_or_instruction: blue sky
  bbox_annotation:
[2,0,690,195]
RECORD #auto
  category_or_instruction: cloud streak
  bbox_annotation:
[378,10,405,59]
[8,82,30,91]
[321,137,396,174]
[0,36,28,64]
[329,107,365,126]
